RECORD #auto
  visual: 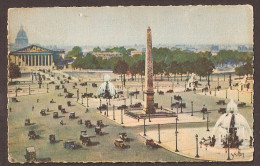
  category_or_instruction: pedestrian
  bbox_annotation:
[32,106,34,111]
[37,99,39,103]
[9,107,11,112]
[60,120,63,125]
[161,105,163,110]
[138,116,140,122]
[85,108,89,113]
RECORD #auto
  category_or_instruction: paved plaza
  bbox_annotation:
[7,70,254,162]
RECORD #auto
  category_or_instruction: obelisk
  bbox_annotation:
[144,27,155,114]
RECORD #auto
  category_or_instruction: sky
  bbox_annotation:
[8,6,253,47]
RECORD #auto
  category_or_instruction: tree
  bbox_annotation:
[8,62,21,82]
[93,47,101,52]
[113,60,129,86]
[195,57,215,85]
[235,63,253,77]
[66,46,83,58]
[129,63,139,80]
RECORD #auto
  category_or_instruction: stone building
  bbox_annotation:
[92,52,122,59]
[9,26,29,52]
[9,45,64,70]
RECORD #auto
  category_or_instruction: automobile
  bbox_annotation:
[174,95,182,101]
[158,91,164,95]
[69,112,76,119]
[166,89,173,93]
[129,92,135,96]
[114,139,127,148]
[154,103,158,108]
[130,102,142,108]
[96,120,104,127]
[53,112,58,118]
[65,93,74,98]
[119,133,129,142]
[233,83,239,87]
[17,88,22,91]
[238,102,246,107]
[40,109,46,116]
[49,134,56,143]
[11,97,18,102]
[58,105,62,110]
[80,82,87,86]
[81,134,91,146]
[25,118,31,126]
[216,100,226,105]
[61,108,66,114]
[145,139,159,148]
[85,120,92,128]
[117,91,123,95]
[25,147,36,162]
[67,101,71,106]
[218,108,226,114]
[117,105,128,110]
[55,85,59,90]
[63,140,81,150]
[97,104,107,110]
[92,83,97,87]
[28,130,37,140]
[50,99,55,103]
[64,88,67,93]
[80,130,87,140]
[95,127,103,135]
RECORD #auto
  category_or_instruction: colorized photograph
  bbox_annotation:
[7,6,254,163]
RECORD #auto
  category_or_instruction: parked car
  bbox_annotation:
[40,109,46,116]
[130,102,142,108]
[218,108,226,114]
[53,112,58,118]
[117,105,128,110]
[216,100,226,105]
[69,112,76,119]
[97,104,107,110]
[65,93,74,98]
[63,140,81,150]
[158,91,164,95]
[114,139,127,149]
[85,120,92,128]
[96,120,104,127]
[166,89,173,93]
[145,139,159,148]
[95,127,103,136]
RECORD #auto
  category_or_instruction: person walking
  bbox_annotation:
[32,106,34,111]
[9,107,11,112]
[138,116,140,122]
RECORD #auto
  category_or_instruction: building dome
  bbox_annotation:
[15,26,28,47]
[212,99,252,148]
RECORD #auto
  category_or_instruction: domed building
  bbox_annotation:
[212,99,252,149]
[15,25,29,49]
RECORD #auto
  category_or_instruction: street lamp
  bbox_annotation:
[141,79,143,91]
[106,102,108,117]
[47,83,49,93]
[180,98,183,113]
[158,124,161,143]
[99,98,102,113]
[81,93,83,104]
[136,89,138,99]
[214,87,216,96]
[87,96,89,107]
[218,74,219,87]
[191,101,194,116]
[172,80,174,90]
[227,134,231,160]
[130,95,132,105]
[29,85,31,95]
[113,105,115,120]
[175,118,179,152]
[143,118,146,136]
[157,82,159,93]
[171,97,173,110]
[195,134,200,158]
[77,89,79,102]
[206,113,210,131]
[176,105,179,121]
[226,89,227,99]
[238,90,240,101]
[121,109,124,124]
[127,87,129,98]
[15,86,17,97]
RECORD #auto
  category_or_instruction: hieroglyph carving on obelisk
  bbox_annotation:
[144,27,155,114]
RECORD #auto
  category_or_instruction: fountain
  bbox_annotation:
[96,74,117,98]
[212,99,252,149]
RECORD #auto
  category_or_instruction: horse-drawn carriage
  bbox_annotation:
[25,147,36,162]
[40,109,46,116]
[63,140,81,150]
[28,130,38,140]
[95,127,103,135]
[49,134,56,143]
[53,112,58,118]
[216,100,226,105]
[114,139,127,149]
[119,133,130,142]
[65,93,74,98]
[69,112,76,119]
[97,120,104,127]
[25,118,31,126]
[92,83,97,87]
[67,101,71,106]
[158,91,164,95]
[218,108,226,114]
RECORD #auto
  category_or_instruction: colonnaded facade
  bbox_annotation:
[9,45,64,70]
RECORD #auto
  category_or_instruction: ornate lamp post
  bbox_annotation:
[171,97,173,110]
[130,94,132,105]
[195,134,200,158]
[47,83,49,93]
[87,96,89,107]
[175,118,179,152]
[77,89,79,102]
[142,91,144,101]
[157,81,159,93]
[191,101,194,116]
[113,105,115,120]
[214,87,216,96]
[206,112,210,131]
[176,104,179,121]
[136,88,138,99]
[180,98,183,113]
[15,87,17,97]
[29,85,31,95]
[227,134,231,160]
[158,124,161,143]
[106,102,108,117]
[99,98,102,113]
[121,109,123,124]
[238,90,240,101]
[143,118,146,136]
[81,93,83,104]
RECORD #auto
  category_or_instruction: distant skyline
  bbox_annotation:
[8,6,253,47]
